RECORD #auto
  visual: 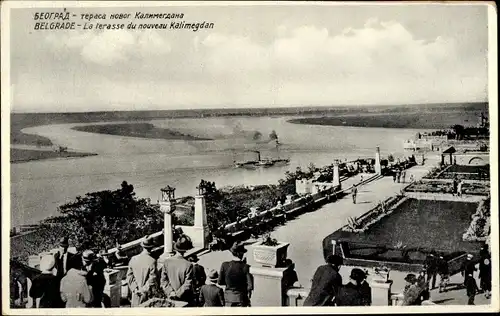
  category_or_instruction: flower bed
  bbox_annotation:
[325,198,482,265]
[342,196,406,233]
[405,181,489,196]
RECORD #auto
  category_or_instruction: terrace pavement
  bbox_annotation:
[198,154,444,293]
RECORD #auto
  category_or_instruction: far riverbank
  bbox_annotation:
[72,123,213,141]
[11,148,97,164]
[288,110,486,129]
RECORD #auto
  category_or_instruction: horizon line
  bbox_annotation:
[10,100,489,115]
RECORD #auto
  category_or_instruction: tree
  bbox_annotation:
[269,130,278,140]
[253,131,262,141]
[41,181,163,252]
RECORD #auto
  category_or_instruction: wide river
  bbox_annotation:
[10,116,424,228]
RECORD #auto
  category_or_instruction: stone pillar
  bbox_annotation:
[193,192,209,249]
[103,269,122,307]
[159,201,174,254]
[249,266,287,306]
[159,186,176,254]
[375,147,382,174]
[333,160,341,188]
[371,280,393,306]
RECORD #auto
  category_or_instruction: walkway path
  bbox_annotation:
[198,154,442,292]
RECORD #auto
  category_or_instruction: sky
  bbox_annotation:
[8,3,490,113]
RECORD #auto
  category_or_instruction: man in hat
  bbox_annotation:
[218,241,253,307]
[187,254,206,306]
[303,254,343,306]
[81,250,106,308]
[54,237,77,280]
[199,269,225,307]
[424,253,438,290]
[127,237,159,307]
[359,269,372,306]
[402,274,422,306]
[159,236,195,305]
[336,268,367,306]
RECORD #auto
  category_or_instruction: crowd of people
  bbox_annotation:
[28,237,107,308]
[127,236,258,307]
[24,233,493,308]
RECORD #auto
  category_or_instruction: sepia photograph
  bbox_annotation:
[2,1,498,314]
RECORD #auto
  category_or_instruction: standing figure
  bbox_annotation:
[401,170,407,183]
[336,268,368,306]
[457,180,464,197]
[188,254,206,306]
[54,237,77,280]
[409,174,415,183]
[417,270,430,301]
[82,250,106,308]
[396,170,401,183]
[479,258,492,299]
[351,184,358,204]
[126,238,159,307]
[159,236,195,305]
[461,254,476,286]
[424,253,438,290]
[452,175,459,196]
[199,270,225,307]
[60,253,93,308]
[392,170,397,183]
[359,270,372,306]
[218,242,253,307]
[466,274,478,305]
[303,255,343,306]
[29,255,64,308]
[401,274,422,306]
[437,255,450,293]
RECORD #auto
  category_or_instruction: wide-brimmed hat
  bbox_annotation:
[82,250,96,262]
[59,237,69,247]
[141,238,155,249]
[350,268,366,282]
[174,236,193,253]
[404,273,417,283]
[229,241,247,255]
[207,269,218,282]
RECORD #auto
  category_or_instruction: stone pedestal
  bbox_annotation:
[193,195,209,248]
[159,200,174,254]
[249,266,287,306]
[103,269,121,307]
[375,147,382,174]
[371,280,393,306]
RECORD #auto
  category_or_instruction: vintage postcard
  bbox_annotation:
[1,1,498,315]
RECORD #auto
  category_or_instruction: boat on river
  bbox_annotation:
[234,140,290,168]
